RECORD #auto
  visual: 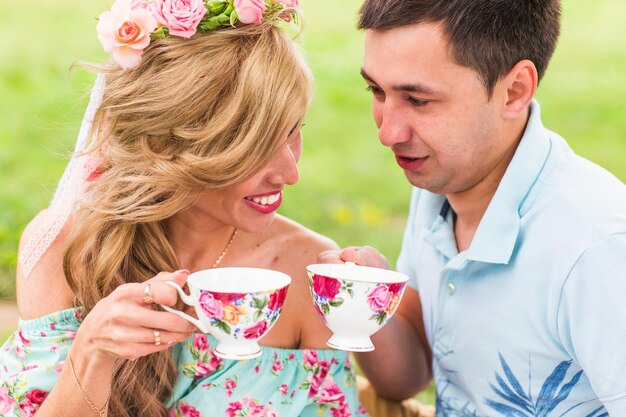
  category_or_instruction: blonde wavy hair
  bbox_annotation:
[63,21,313,417]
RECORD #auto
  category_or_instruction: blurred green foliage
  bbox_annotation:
[1,0,625,404]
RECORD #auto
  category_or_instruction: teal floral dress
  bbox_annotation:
[0,308,368,417]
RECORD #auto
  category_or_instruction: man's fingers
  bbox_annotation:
[317,249,344,264]
[318,246,390,269]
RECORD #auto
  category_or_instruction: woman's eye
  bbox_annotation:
[365,85,384,95]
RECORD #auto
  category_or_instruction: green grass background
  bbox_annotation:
[1,0,625,405]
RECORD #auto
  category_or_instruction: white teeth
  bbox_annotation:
[248,193,280,206]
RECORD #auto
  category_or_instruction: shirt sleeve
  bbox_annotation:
[0,309,81,415]
[396,188,421,291]
[556,233,626,415]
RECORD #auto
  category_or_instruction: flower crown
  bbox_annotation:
[97,0,300,69]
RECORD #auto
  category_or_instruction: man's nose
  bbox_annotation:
[378,102,412,148]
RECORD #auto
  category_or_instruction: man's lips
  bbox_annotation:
[395,155,428,171]
[244,191,283,214]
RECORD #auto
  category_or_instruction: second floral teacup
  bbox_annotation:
[306,263,409,352]
[162,267,290,360]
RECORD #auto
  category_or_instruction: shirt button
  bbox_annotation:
[446,282,456,295]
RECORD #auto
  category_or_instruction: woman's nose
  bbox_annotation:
[267,143,299,186]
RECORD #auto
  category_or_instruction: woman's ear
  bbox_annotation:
[500,59,538,119]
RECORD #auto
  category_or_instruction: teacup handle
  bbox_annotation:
[160,281,211,334]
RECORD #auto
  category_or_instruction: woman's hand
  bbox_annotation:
[72,269,196,364]
[317,246,389,270]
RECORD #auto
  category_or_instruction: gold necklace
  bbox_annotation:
[212,227,237,268]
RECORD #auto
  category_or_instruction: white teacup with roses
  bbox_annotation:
[306,263,409,351]
[161,267,291,359]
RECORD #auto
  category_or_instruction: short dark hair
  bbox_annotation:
[358,0,561,95]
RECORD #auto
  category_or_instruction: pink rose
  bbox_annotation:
[279,384,289,395]
[193,334,209,351]
[179,403,200,417]
[313,275,342,300]
[243,321,268,339]
[387,282,405,296]
[26,390,48,405]
[318,359,330,379]
[19,399,37,417]
[0,387,15,414]
[211,292,247,304]
[268,287,288,311]
[330,402,352,417]
[153,0,207,38]
[318,379,346,404]
[18,329,31,346]
[97,0,158,69]
[303,349,318,367]
[234,0,267,24]
[226,401,243,417]
[199,291,224,319]
[194,355,221,378]
[366,285,392,312]
[272,361,283,373]
[225,378,237,391]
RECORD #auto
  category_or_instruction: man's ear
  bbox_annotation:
[500,60,538,119]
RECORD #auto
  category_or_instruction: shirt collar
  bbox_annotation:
[464,99,552,264]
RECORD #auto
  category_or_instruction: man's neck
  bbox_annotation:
[448,112,529,252]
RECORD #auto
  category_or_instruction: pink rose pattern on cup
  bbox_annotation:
[310,274,406,325]
[198,287,288,339]
[310,275,354,317]
[365,282,407,325]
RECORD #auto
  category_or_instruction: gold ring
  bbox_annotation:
[153,330,161,346]
[142,283,154,304]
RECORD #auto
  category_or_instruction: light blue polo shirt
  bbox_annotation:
[397,100,626,416]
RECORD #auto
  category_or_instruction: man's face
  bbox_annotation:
[362,23,511,195]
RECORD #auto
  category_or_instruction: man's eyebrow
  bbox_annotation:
[360,68,438,95]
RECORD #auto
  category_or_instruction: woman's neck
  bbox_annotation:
[165,211,235,271]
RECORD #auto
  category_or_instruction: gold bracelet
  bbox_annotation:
[67,350,110,417]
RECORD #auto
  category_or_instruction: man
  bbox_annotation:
[324,0,626,415]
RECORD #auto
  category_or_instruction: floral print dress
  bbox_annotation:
[0,308,368,417]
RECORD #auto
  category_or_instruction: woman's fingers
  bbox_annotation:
[102,324,193,347]
[112,274,188,308]
[124,308,197,333]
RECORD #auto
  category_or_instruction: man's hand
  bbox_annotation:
[317,246,389,269]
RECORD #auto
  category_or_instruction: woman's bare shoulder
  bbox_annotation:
[269,215,339,260]
[16,209,74,319]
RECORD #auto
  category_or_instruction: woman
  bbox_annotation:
[0,1,366,416]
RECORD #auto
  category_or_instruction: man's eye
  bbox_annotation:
[407,96,428,106]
